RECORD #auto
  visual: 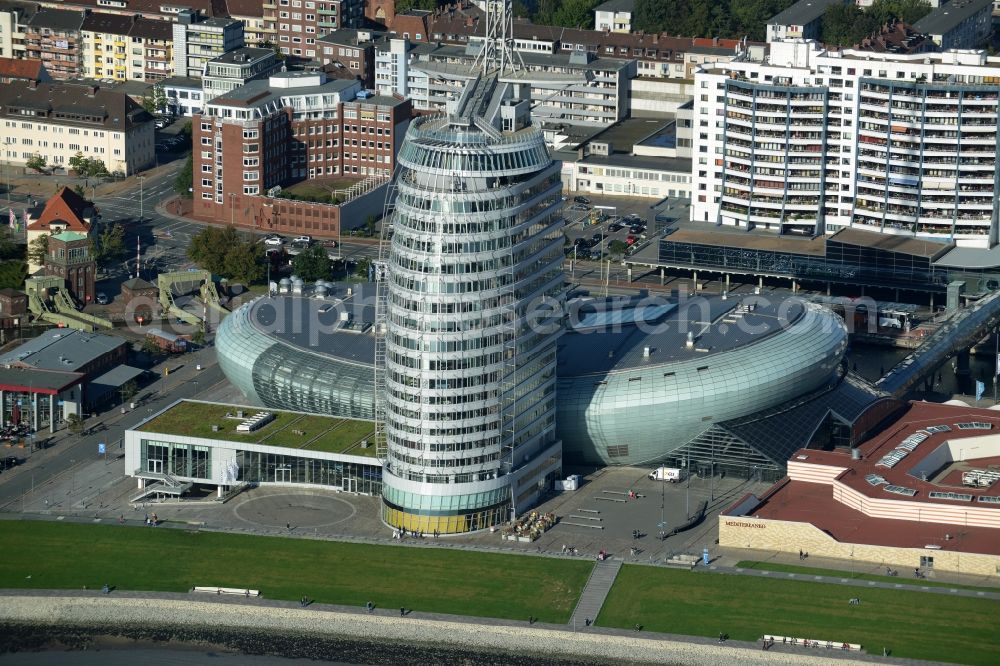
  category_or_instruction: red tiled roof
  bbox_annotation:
[27,187,92,234]
[0,57,45,81]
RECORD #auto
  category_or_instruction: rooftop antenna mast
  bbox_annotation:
[474,0,523,75]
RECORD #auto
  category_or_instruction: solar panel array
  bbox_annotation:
[978,496,1000,504]
[884,485,918,497]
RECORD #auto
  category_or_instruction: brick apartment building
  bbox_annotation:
[317,28,386,88]
[191,70,410,236]
[25,8,86,80]
[263,0,364,62]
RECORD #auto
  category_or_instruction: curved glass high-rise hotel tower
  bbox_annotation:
[378,74,566,534]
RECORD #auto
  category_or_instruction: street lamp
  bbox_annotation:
[229,193,236,227]
[593,205,616,296]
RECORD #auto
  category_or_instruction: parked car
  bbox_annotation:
[626,234,637,246]
[574,195,591,204]
[591,232,607,243]
[292,235,312,245]
[607,222,624,232]
[95,292,109,305]
[264,236,284,246]
[588,250,603,261]
[154,119,168,129]
[2,456,21,470]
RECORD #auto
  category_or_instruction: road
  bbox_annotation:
[0,348,225,512]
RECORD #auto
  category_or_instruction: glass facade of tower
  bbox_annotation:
[379,86,565,534]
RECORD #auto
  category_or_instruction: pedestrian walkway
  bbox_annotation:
[569,557,622,629]
[704,562,1000,602]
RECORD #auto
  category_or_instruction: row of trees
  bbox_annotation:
[512,0,928,44]
[515,0,604,30]
[822,0,932,47]
[632,0,795,42]
[25,152,109,177]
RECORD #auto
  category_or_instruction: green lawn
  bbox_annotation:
[139,402,297,442]
[305,419,377,456]
[0,522,590,623]
[283,178,364,201]
[599,565,1000,665]
[736,560,1000,594]
[140,402,375,456]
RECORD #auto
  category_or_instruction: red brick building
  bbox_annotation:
[316,28,386,89]
[190,70,410,236]
[45,231,96,304]
[263,0,365,62]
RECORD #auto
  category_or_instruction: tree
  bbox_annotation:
[822,3,875,47]
[66,413,83,434]
[27,233,48,266]
[223,239,265,284]
[141,337,161,355]
[177,120,193,150]
[69,153,109,178]
[189,225,265,283]
[191,325,206,346]
[141,84,167,115]
[119,379,138,404]
[292,243,332,281]
[174,154,193,197]
[394,0,438,11]
[73,184,86,198]
[608,239,628,257]
[92,222,126,264]
[364,214,377,237]
[552,0,599,29]
[188,226,240,275]
[25,154,47,174]
[354,257,372,279]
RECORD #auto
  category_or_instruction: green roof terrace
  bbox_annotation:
[137,400,379,458]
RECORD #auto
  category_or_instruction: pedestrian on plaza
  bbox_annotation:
[152,513,158,526]
[400,607,405,617]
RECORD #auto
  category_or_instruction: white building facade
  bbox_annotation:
[693,41,1000,247]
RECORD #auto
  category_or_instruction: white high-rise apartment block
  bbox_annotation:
[693,40,1000,248]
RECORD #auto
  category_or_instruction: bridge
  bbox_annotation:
[25,276,113,332]
[877,290,1000,397]
[157,270,227,326]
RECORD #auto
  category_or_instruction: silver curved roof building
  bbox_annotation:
[556,296,848,466]
[216,288,850,475]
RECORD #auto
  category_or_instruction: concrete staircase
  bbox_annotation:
[569,558,623,629]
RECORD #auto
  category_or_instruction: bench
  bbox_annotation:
[664,557,697,568]
[763,635,861,651]
[193,586,260,597]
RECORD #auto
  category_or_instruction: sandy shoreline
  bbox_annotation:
[0,593,898,665]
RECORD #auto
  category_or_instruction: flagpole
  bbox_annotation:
[994,328,998,405]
